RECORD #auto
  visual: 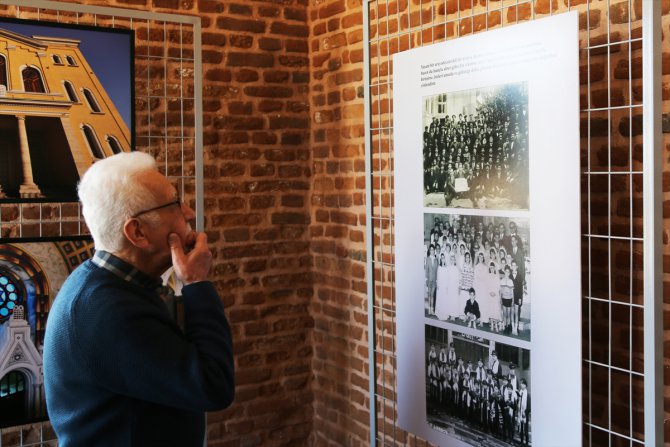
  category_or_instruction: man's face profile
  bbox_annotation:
[133,169,196,271]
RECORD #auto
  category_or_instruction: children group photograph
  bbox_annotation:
[425,326,531,446]
[423,213,531,341]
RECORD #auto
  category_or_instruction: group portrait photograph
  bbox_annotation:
[425,325,531,446]
[422,82,529,210]
[423,213,531,342]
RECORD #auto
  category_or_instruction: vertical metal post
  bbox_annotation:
[193,18,204,232]
[363,1,377,445]
[191,16,206,446]
[642,0,662,445]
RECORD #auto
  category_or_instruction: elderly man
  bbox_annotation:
[43,152,234,446]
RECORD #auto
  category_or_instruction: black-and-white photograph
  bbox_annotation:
[422,83,529,210]
[423,213,530,341]
[425,326,531,446]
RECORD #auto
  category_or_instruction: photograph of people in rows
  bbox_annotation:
[422,82,528,210]
[426,331,531,446]
[424,214,530,340]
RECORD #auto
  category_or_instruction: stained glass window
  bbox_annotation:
[0,371,25,398]
[0,272,21,323]
[22,67,45,93]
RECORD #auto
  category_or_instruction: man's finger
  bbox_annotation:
[168,233,184,255]
[194,231,208,246]
[183,231,197,250]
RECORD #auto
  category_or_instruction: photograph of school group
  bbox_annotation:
[424,213,530,341]
[422,82,529,210]
[425,325,531,446]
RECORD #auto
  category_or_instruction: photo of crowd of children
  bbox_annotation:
[424,213,530,341]
[426,325,531,446]
[422,82,529,210]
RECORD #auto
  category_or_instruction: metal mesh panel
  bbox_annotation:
[366,0,651,445]
[0,2,200,445]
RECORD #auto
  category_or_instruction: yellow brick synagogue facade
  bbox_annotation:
[0,27,130,199]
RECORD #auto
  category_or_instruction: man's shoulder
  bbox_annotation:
[55,261,145,314]
[61,260,123,292]
[52,261,96,306]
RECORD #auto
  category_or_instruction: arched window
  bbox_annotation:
[22,67,45,93]
[82,89,101,113]
[82,125,104,159]
[0,55,6,88]
[52,54,62,64]
[0,272,20,323]
[106,136,123,154]
[66,55,76,66]
[63,81,78,102]
[0,371,25,398]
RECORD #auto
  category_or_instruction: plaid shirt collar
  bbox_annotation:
[92,250,163,291]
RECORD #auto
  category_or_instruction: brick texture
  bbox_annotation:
[0,1,314,446]
[2,0,670,446]
[308,0,369,444]
[197,2,314,445]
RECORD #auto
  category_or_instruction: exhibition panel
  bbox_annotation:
[395,13,580,446]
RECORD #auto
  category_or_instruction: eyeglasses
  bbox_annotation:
[132,196,181,218]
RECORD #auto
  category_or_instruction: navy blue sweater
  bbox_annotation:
[43,260,234,446]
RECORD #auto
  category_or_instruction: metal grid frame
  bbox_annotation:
[363,0,662,445]
[0,1,202,445]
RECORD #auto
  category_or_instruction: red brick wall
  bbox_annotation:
[308,0,370,445]
[195,2,316,445]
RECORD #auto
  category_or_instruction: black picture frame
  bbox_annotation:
[0,16,135,204]
[0,235,94,428]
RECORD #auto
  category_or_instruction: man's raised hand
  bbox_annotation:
[168,232,212,285]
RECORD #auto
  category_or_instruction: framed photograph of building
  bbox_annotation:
[0,236,94,428]
[0,17,134,202]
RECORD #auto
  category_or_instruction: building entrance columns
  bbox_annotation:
[16,115,41,198]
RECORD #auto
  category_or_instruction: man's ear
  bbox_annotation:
[123,218,150,248]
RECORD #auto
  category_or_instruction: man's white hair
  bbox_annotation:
[78,152,159,252]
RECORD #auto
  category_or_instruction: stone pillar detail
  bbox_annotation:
[16,115,41,197]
